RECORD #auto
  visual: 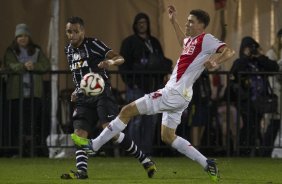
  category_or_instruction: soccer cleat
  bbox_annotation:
[205,159,220,182]
[71,133,96,155]
[60,170,88,179]
[143,160,157,178]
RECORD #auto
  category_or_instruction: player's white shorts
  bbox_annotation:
[135,87,192,129]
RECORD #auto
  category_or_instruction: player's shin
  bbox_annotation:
[91,117,127,151]
[115,132,148,162]
[171,136,207,168]
[75,148,88,173]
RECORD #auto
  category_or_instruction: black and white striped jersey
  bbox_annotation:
[65,37,112,89]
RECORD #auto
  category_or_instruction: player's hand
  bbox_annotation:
[168,5,176,23]
[71,91,77,102]
[204,56,218,70]
[98,59,114,69]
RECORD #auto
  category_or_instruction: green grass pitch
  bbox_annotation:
[0,157,281,184]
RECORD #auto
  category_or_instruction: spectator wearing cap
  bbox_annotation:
[3,23,50,157]
[15,23,31,37]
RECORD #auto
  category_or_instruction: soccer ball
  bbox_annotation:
[80,73,105,96]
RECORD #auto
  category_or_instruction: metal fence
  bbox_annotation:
[0,70,281,158]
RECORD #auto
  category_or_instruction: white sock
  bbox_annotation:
[171,136,207,168]
[91,117,126,151]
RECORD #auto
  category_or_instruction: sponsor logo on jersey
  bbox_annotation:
[73,53,81,60]
[70,60,89,71]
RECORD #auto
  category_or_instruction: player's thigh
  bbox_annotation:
[73,105,98,133]
[135,88,180,115]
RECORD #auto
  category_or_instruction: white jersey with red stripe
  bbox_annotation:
[165,32,225,100]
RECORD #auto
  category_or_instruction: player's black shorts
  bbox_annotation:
[73,84,119,133]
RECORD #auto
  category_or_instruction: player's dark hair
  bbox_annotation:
[66,16,84,27]
[190,9,210,28]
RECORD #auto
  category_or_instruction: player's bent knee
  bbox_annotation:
[161,125,177,145]
[161,132,176,145]
[119,102,139,123]
[74,129,88,138]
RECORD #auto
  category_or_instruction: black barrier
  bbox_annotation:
[0,70,281,158]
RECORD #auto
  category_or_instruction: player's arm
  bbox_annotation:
[204,46,235,69]
[98,50,125,69]
[168,5,185,47]
[71,90,77,102]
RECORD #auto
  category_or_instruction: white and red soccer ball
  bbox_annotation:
[80,73,105,96]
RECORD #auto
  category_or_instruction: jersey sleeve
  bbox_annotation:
[90,38,112,59]
[202,34,226,54]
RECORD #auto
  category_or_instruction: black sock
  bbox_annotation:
[75,148,88,173]
[119,133,148,163]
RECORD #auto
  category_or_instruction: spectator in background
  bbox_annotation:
[210,66,243,155]
[266,29,282,63]
[3,23,50,157]
[230,36,279,156]
[188,70,212,147]
[265,29,282,157]
[119,12,172,155]
[266,29,282,108]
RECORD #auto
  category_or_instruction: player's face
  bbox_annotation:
[16,34,29,48]
[185,15,205,37]
[66,23,85,47]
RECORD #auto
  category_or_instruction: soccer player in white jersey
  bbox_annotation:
[72,5,235,182]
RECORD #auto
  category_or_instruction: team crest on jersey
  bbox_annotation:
[73,53,81,60]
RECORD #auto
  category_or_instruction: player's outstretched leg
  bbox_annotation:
[170,136,220,182]
[205,159,220,182]
[71,133,157,178]
[115,132,157,178]
[61,148,89,179]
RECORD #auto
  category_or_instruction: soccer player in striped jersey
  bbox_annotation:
[61,16,156,180]
[72,5,235,182]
